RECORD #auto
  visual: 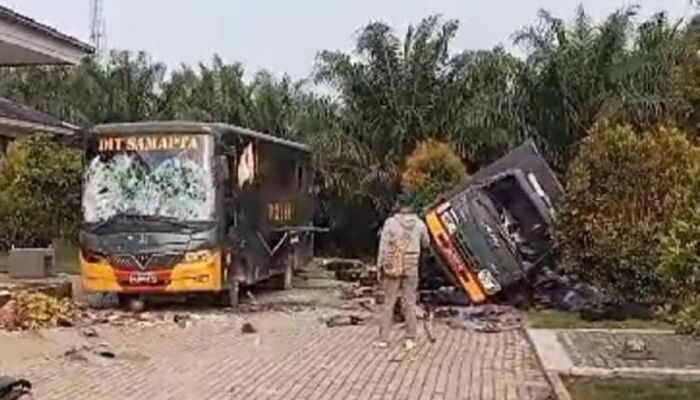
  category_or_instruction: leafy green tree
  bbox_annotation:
[557,123,700,304]
[401,139,467,211]
[0,135,82,249]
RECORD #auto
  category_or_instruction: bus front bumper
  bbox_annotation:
[80,251,223,293]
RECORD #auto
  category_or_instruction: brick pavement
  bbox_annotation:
[0,284,551,400]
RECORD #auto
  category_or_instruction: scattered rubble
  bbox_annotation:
[80,327,99,338]
[318,258,365,272]
[0,291,76,331]
[241,322,257,334]
[620,338,655,360]
[324,314,367,327]
[173,313,191,329]
[339,285,376,301]
[0,376,32,400]
[320,258,378,285]
[62,342,129,365]
[443,305,523,333]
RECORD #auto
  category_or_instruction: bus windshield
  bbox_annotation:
[82,133,215,226]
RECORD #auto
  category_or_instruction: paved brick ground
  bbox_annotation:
[0,276,551,400]
[559,331,700,370]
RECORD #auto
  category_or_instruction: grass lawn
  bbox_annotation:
[565,377,700,400]
[527,308,673,330]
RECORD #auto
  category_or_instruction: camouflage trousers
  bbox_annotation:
[379,274,418,342]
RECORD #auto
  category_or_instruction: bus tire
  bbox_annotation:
[117,293,134,309]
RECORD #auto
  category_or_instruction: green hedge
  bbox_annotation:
[0,135,82,250]
[557,124,700,305]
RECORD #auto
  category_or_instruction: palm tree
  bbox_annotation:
[512,6,695,168]
[161,55,250,124]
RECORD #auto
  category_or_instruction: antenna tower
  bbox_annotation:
[89,0,106,55]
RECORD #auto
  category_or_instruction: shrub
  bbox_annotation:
[659,209,700,298]
[671,296,700,338]
[0,135,82,250]
[659,208,700,336]
[557,124,700,305]
[401,139,467,211]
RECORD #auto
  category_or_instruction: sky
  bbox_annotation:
[3,0,697,79]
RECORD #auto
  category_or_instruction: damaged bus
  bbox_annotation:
[79,122,315,307]
[424,140,564,304]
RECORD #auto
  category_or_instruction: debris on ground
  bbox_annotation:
[443,305,522,333]
[319,258,378,285]
[357,298,375,312]
[620,338,655,360]
[238,300,312,314]
[0,291,76,331]
[241,322,257,334]
[245,291,257,304]
[339,285,376,300]
[0,376,32,400]
[324,314,367,327]
[0,289,10,306]
[532,269,607,312]
[62,342,128,365]
[80,327,99,338]
[319,258,365,272]
[0,300,17,330]
[80,309,162,327]
[173,313,191,328]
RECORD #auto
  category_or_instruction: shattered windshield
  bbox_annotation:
[82,134,215,225]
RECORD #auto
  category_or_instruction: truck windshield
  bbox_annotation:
[82,133,215,226]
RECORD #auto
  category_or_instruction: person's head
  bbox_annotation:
[395,192,413,213]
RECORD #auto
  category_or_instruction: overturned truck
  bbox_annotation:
[423,140,564,303]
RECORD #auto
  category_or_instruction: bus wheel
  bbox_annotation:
[117,294,133,309]
[118,294,145,312]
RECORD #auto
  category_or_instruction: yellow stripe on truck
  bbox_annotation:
[425,209,487,303]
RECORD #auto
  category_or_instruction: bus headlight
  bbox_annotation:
[184,249,214,263]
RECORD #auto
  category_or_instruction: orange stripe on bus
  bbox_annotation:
[425,209,487,303]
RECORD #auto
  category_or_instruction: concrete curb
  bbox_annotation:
[568,367,700,381]
[525,327,700,400]
[545,372,572,400]
[559,328,676,334]
[521,327,571,400]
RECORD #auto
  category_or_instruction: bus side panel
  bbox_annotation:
[232,139,314,285]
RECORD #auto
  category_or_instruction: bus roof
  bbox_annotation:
[90,121,312,153]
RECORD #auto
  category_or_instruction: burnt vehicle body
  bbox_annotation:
[80,121,315,306]
[424,140,564,303]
